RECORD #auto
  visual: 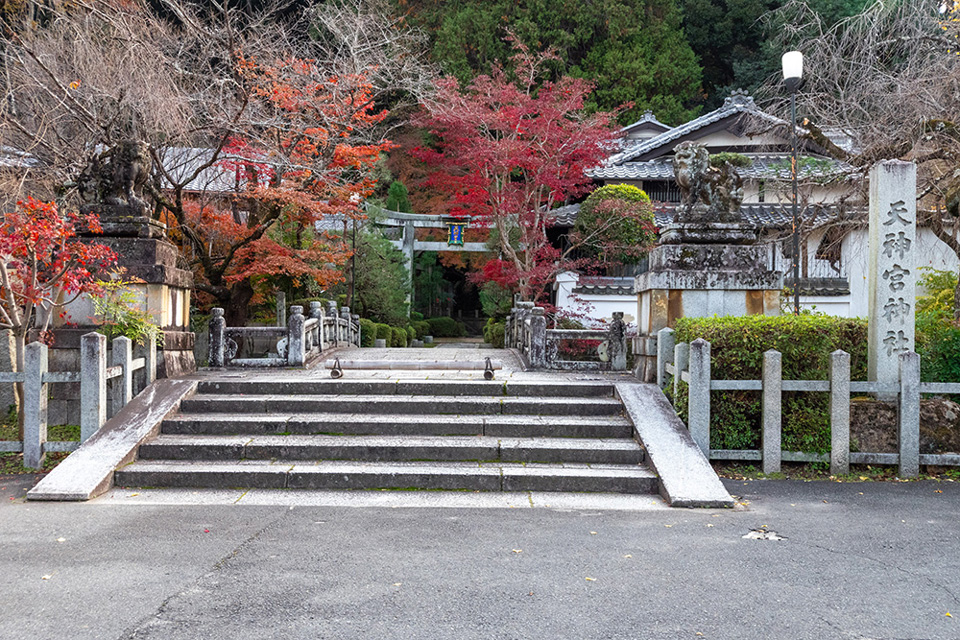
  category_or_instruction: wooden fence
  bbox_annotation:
[0,333,157,469]
[656,327,960,478]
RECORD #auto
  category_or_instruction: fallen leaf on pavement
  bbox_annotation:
[585,577,596,582]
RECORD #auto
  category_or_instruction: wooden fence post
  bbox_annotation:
[829,350,851,476]
[657,327,675,389]
[688,338,711,456]
[898,351,920,478]
[80,332,106,443]
[762,349,782,474]
[22,341,48,470]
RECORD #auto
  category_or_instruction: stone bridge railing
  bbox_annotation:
[209,301,360,368]
[506,302,627,371]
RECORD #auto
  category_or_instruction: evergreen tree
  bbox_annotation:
[384,180,413,213]
[402,0,703,125]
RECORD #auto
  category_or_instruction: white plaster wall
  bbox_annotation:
[554,272,638,327]
[823,227,958,318]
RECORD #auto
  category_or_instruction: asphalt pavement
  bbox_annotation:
[2,475,959,640]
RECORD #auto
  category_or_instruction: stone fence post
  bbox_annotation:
[310,302,324,351]
[761,349,782,474]
[209,308,225,367]
[898,351,920,478]
[111,336,133,418]
[22,341,48,470]
[528,307,546,368]
[608,311,627,371]
[80,332,107,442]
[673,342,690,403]
[688,338,711,456]
[829,350,851,476]
[288,305,306,366]
[657,328,675,389]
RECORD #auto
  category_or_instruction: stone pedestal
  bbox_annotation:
[48,217,195,423]
[633,244,782,381]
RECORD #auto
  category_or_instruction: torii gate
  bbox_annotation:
[370,207,491,310]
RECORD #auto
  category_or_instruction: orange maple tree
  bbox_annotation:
[156,55,392,325]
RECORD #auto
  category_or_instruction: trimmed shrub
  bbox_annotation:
[412,320,430,338]
[483,318,505,348]
[359,318,376,347]
[917,312,960,384]
[410,311,425,322]
[406,325,416,344]
[673,315,868,453]
[391,326,407,347]
[374,323,392,342]
[427,316,466,337]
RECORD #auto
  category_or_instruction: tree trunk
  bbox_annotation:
[225,279,256,328]
[13,333,24,441]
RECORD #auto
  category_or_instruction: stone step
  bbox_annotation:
[114,460,658,494]
[197,379,616,398]
[161,413,635,439]
[138,434,645,465]
[178,394,624,417]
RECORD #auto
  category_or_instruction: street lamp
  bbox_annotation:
[782,50,803,315]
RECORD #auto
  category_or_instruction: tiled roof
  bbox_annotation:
[549,202,849,229]
[591,154,854,181]
[783,276,851,296]
[620,110,672,134]
[600,91,795,167]
[572,277,635,296]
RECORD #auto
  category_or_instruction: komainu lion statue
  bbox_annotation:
[78,140,152,213]
[672,141,743,223]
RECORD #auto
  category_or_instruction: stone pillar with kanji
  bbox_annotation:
[867,160,917,399]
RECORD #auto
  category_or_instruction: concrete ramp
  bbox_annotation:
[615,383,734,508]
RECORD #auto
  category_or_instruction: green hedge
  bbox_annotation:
[412,321,430,339]
[672,313,960,453]
[374,323,391,342]
[483,318,505,348]
[917,312,960,383]
[406,326,416,344]
[672,315,868,453]
[391,326,407,347]
[359,318,376,347]
[427,316,467,337]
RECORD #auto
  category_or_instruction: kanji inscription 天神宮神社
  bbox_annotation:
[867,161,917,398]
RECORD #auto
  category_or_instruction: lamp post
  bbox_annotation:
[782,50,803,315]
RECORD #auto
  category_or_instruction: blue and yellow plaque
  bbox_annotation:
[447,222,466,246]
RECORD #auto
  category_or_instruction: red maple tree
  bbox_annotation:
[0,198,117,435]
[156,56,392,325]
[414,39,620,300]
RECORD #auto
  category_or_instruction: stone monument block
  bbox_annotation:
[867,160,917,398]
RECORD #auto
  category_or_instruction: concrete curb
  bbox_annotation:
[615,382,734,508]
[27,378,199,501]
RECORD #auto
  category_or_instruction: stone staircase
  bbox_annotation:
[114,378,657,494]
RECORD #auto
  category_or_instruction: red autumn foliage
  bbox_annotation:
[159,55,392,324]
[414,37,620,299]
